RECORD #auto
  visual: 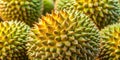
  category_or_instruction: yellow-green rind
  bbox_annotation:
[0,20,30,60]
[98,23,120,60]
[0,0,43,26]
[55,0,75,10]
[57,0,120,29]
[27,10,100,60]
[74,0,120,29]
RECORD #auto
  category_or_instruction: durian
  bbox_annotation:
[27,10,100,60]
[0,21,30,60]
[57,0,120,29]
[43,0,54,15]
[0,0,43,26]
[75,0,120,29]
[98,23,120,60]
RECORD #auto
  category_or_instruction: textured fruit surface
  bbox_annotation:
[0,21,30,60]
[43,0,54,15]
[55,0,75,10]
[27,10,100,60]
[98,23,120,60]
[0,0,42,26]
[74,0,120,29]
[57,0,120,29]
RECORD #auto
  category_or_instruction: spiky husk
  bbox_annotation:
[57,0,120,29]
[43,0,54,15]
[98,23,120,60]
[0,0,43,26]
[55,0,75,10]
[75,0,120,29]
[0,21,30,60]
[27,10,100,60]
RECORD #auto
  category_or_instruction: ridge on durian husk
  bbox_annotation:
[0,0,43,26]
[98,23,120,60]
[26,9,100,60]
[57,0,120,30]
[0,20,30,60]
[55,0,75,10]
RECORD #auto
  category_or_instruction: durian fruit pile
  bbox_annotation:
[27,10,100,60]
[0,0,119,60]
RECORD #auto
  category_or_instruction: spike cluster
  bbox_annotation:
[0,0,43,26]
[27,10,100,60]
[55,0,75,10]
[0,21,30,60]
[98,23,120,60]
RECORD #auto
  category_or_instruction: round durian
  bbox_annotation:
[74,0,120,29]
[27,10,100,60]
[43,0,54,15]
[98,23,120,60]
[0,21,30,60]
[0,0,43,26]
